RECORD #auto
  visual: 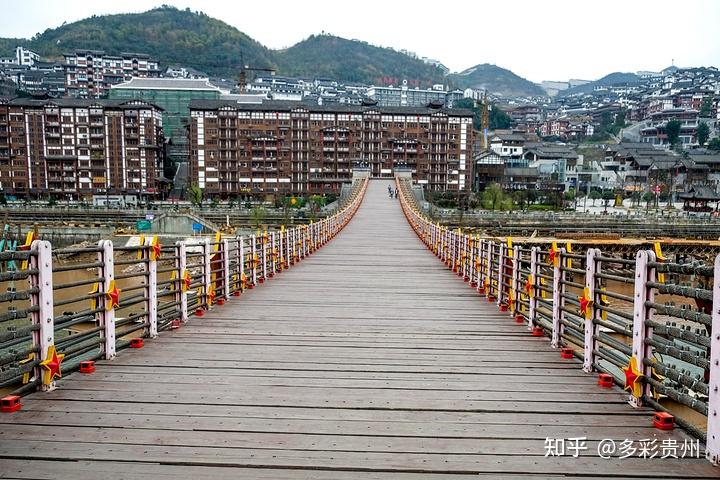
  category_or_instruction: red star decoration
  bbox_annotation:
[40,345,64,386]
[182,270,191,292]
[623,357,644,397]
[151,237,162,261]
[548,246,557,265]
[105,280,121,310]
[578,287,593,319]
[525,275,533,294]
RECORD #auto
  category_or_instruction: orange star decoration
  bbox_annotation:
[548,242,559,268]
[182,270,191,292]
[623,356,644,398]
[150,236,162,261]
[578,287,593,320]
[525,275,534,297]
[507,291,515,311]
[40,345,65,386]
[240,272,248,289]
[105,280,121,311]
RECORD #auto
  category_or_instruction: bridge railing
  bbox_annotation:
[397,177,719,465]
[0,176,367,407]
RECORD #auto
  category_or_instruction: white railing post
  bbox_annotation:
[30,240,54,391]
[238,236,245,291]
[497,242,505,306]
[176,241,188,322]
[630,249,655,407]
[511,246,520,318]
[270,232,276,277]
[529,247,539,329]
[202,239,212,307]
[583,248,599,372]
[261,232,268,282]
[251,235,257,285]
[98,239,116,359]
[145,238,158,338]
[222,238,231,299]
[707,253,720,465]
[551,248,564,348]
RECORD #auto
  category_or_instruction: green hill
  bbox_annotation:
[559,72,641,97]
[275,35,445,86]
[0,6,444,85]
[2,7,275,78]
[448,63,546,98]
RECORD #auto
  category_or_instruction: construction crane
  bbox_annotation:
[238,52,276,93]
[480,91,490,150]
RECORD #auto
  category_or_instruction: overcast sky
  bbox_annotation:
[2,0,719,83]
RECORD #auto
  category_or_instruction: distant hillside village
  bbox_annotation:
[1,45,719,211]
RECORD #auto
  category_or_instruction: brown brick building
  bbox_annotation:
[188,100,474,195]
[0,98,164,199]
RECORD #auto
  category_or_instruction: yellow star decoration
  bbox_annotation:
[566,242,573,269]
[88,282,100,310]
[136,234,145,260]
[40,345,65,386]
[623,356,644,398]
[20,353,35,384]
[653,242,666,283]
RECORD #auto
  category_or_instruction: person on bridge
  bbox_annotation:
[394,188,399,199]
[388,185,393,198]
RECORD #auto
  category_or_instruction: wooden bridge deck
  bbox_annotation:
[0,180,716,479]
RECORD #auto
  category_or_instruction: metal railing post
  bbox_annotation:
[98,239,116,359]
[583,248,599,372]
[511,245,520,318]
[203,239,212,307]
[551,248,564,348]
[707,253,720,465]
[222,238,231,299]
[630,249,655,407]
[529,247,538,329]
[176,241,188,322]
[251,235,257,285]
[30,240,54,391]
[145,238,158,338]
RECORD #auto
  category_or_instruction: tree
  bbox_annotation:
[642,191,654,210]
[708,137,720,151]
[481,183,505,211]
[700,97,713,117]
[665,120,682,147]
[249,205,266,229]
[187,185,203,207]
[601,190,615,213]
[588,190,602,206]
[697,122,710,146]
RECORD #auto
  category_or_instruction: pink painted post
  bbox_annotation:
[706,253,720,465]
[30,240,54,391]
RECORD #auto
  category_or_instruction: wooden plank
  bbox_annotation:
[1,181,715,478]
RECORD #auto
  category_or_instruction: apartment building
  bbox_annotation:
[0,97,163,199]
[188,100,474,196]
[367,81,464,108]
[64,50,160,98]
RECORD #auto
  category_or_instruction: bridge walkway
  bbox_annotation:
[0,180,716,478]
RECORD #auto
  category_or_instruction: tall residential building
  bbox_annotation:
[0,98,163,199]
[188,100,474,196]
[366,81,462,107]
[109,78,224,174]
[63,50,161,98]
